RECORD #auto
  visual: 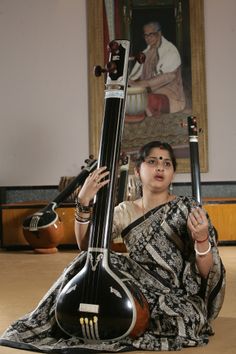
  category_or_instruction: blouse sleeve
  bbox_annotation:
[112,202,134,241]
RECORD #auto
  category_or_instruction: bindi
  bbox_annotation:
[149,156,163,160]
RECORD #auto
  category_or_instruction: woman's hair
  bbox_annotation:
[135,141,177,171]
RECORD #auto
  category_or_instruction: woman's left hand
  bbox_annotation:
[187,206,209,242]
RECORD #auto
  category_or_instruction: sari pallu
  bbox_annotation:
[114,196,226,350]
[0,196,225,352]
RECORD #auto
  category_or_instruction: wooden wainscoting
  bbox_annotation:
[204,198,236,243]
[0,198,235,249]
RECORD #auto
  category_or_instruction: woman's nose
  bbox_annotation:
[155,163,163,171]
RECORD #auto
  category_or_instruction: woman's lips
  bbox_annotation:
[154,174,164,181]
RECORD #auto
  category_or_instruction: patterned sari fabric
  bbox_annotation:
[0,196,225,353]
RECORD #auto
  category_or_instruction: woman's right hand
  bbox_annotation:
[78,166,110,205]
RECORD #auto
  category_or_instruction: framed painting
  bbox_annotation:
[87,0,208,173]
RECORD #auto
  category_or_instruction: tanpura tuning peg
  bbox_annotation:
[94,41,121,77]
[94,61,118,77]
[108,40,120,54]
[180,116,197,128]
[94,41,145,77]
[94,65,107,77]
[84,155,95,164]
[108,40,146,64]
[129,52,146,64]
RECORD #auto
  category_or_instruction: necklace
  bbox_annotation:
[141,194,170,219]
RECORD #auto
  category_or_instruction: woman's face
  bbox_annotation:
[143,24,161,48]
[137,147,175,193]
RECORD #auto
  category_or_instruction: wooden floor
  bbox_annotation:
[0,247,235,354]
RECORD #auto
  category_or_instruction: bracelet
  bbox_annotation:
[75,215,91,222]
[75,210,91,221]
[76,200,93,214]
[75,213,91,223]
[75,217,90,225]
[195,235,209,243]
[194,241,211,256]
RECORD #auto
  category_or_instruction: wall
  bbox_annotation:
[0,0,89,186]
[0,0,235,186]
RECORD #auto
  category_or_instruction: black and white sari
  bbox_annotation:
[0,196,225,353]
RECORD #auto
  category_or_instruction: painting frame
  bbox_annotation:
[87,0,208,173]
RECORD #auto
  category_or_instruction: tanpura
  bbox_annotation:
[55,40,150,342]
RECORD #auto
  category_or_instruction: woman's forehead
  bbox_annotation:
[148,147,171,158]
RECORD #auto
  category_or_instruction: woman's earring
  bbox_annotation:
[169,183,173,194]
[136,177,143,197]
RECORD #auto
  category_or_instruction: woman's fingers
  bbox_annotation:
[78,167,110,202]
[89,167,110,186]
[188,207,206,228]
[187,207,209,241]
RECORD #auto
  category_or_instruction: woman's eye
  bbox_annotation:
[147,159,155,165]
[164,161,172,168]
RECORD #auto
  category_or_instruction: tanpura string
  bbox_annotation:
[91,198,102,306]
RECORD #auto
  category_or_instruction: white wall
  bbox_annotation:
[0,0,89,186]
[0,0,235,186]
[203,0,236,181]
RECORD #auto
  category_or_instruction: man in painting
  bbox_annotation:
[128,21,186,117]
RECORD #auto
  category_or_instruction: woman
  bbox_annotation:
[0,141,225,353]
